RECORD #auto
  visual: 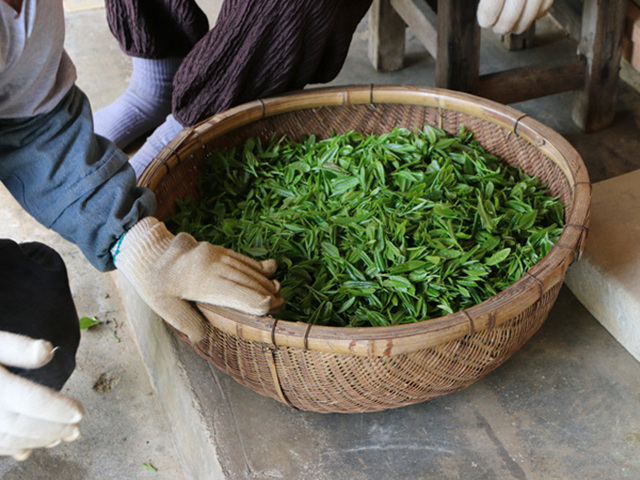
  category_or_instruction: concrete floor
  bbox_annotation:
[1,1,640,479]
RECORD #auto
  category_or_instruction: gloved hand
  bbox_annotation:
[112,217,284,343]
[0,331,83,461]
[477,0,554,35]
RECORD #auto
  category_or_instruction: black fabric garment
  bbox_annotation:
[0,240,80,391]
[104,0,373,126]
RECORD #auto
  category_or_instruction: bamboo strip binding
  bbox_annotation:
[139,85,591,413]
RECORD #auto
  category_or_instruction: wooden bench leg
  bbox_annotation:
[436,0,481,93]
[368,0,406,72]
[572,0,627,131]
[502,24,536,51]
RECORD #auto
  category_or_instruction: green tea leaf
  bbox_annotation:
[79,316,102,330]
[142,463,158,472]
[485,248,511,266]
[165,126,564,328]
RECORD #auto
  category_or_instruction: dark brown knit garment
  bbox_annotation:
[104,0,372,126]
[105,0,210,59]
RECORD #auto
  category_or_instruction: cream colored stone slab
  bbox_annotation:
[565,169,640,363]
[63,0,104,12]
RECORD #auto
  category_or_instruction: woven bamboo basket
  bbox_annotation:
[138,85,590,414]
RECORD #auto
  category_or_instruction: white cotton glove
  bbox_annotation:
[0,332,83,461]
[477,0,554,35]
[112,217,284,343]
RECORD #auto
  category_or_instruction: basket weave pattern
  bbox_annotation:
[140,86,590,413]
[190,284,560,413]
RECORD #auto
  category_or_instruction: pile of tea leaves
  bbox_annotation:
[165,125,564,327]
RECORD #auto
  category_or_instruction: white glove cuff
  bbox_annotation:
[112,217,171,269]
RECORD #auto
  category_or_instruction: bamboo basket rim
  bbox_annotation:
[139,84,591,358]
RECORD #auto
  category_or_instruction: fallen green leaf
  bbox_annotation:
[79,316,102,330]
[142,463,157,472]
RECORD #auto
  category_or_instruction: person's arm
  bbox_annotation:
[0,2,282,463]
[1,84,282,343]
[171,0,374,127]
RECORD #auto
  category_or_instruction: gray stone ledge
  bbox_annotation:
[113,273,225,480]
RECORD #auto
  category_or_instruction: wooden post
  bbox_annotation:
[502,23,536,51]
[572,0,627,131]
[368,0,406,72]
[436,0,481,93]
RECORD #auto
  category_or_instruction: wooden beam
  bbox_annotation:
[436,0,481,93]
[572,0,627,131]
[368,0,406,72]
[390,0,438,59]
[477,59,586,105]
[548,0,583,42]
